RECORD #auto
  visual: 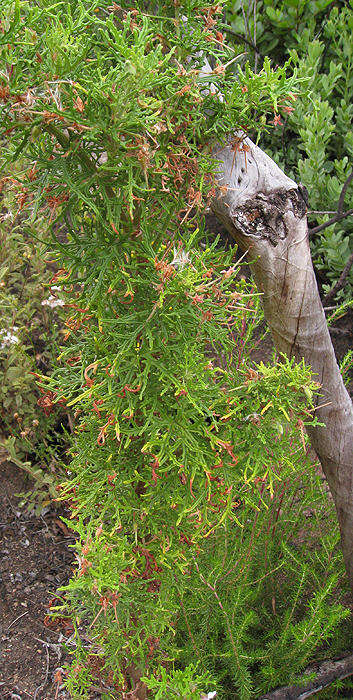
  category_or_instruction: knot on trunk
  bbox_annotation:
[227,187,308,246]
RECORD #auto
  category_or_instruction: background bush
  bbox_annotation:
[0,177,66,512]
[227,0,353,301]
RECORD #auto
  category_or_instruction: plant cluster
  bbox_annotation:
[227,0,353,301]
[1,0,352,697]
[0,178,66,512]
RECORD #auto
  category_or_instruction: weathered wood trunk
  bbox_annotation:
[211,136,353,589]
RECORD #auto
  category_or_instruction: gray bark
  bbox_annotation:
[258,653,353,698]
[211,136,353,589]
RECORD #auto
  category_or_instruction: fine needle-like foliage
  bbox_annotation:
[1,1,350,697]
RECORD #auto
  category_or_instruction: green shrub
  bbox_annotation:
[2,1,352,697]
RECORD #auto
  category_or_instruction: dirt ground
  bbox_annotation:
[0,457,74,700]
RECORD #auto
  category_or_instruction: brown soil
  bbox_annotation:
[0,457,74,700]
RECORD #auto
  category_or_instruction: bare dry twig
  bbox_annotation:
[6,610,29,631]
[224,26,264,61]
[308,170,353,302]
[310,206,353,235]
[258,653,353,699]
[310,170,353,236]
[323,249,353,305]
[338,170,353,213]
[33,643,50,700]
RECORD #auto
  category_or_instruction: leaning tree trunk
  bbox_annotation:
[210,136,353,589]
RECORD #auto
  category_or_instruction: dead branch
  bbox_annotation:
[310,170,353,236]
[224,26,264,61]
[258,653,353,699]
[309,206,353,235]
[338,170,353,213]
[322,249,353,305]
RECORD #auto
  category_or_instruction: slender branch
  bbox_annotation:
[258,653,353,699]
[322,249,353,305]
[7,610,28,631]
[329,326,352,336]
[224,26,264,61]
[309,207,353,235]
[307,210,336,215]
[310,169,353,235]
[309,170,353,302]
[309,209,353,236]
[253,0,258,72]
[338,169,353,213]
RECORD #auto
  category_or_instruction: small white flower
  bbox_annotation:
[41,295,65,308]
[24,89,36,106]
[200,692,217,700]
[0,327,19,349]
[244,413,260,422]
[97,151,108,165]
[171,246,191,271]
